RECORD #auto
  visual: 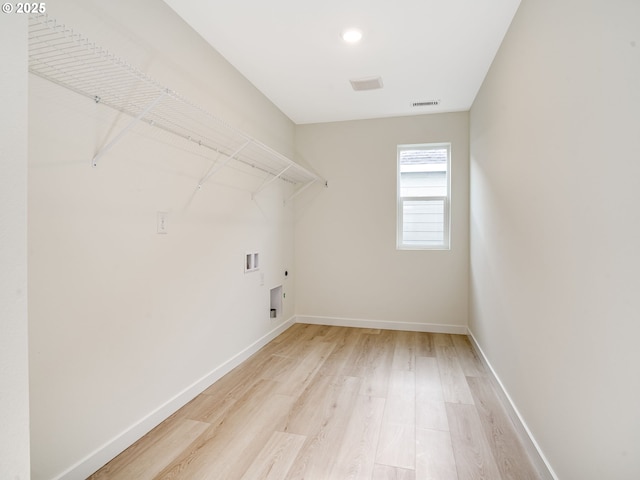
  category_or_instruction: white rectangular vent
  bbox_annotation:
[350,76,384,91]
[411,100,440,107]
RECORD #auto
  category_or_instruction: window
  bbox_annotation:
[397,143,450,250]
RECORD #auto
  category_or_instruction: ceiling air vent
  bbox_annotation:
[349,76,384,91]
[411,100,440,107]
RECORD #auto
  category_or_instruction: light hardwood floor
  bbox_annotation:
[90,324,544,479]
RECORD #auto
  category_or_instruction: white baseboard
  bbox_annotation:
[466,329,558,480]
[54,317,296,480]
[295,314,467,335]
[53,317,553,480]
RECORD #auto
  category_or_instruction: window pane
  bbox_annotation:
[400,171,447,197]
[399,148,448,170]
[402,199,444,246]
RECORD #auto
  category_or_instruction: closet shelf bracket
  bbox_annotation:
[92,91,167,167]
[284,177,318,205]
[197,140,252,189]
[252,165,293,199]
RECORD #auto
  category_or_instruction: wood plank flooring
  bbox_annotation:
[89,324,543,480]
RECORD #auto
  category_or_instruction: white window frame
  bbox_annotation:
[396,143,451,250]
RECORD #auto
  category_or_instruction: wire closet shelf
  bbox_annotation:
[28,13,322,201]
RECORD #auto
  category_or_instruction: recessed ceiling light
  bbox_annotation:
[342,28,363,44]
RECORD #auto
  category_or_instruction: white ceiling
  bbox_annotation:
[163,0,521,125]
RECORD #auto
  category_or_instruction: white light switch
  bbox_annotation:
[157,212,168,234]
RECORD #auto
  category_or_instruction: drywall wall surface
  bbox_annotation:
[28,1,296,478]
[469,0,640,478]
[295,113,469,329]
[0,13,30,480]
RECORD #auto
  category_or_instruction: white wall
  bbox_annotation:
[295,113,469,331]
[469,0,640,478]
[28,1,298,478]
[0,13,30,480]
